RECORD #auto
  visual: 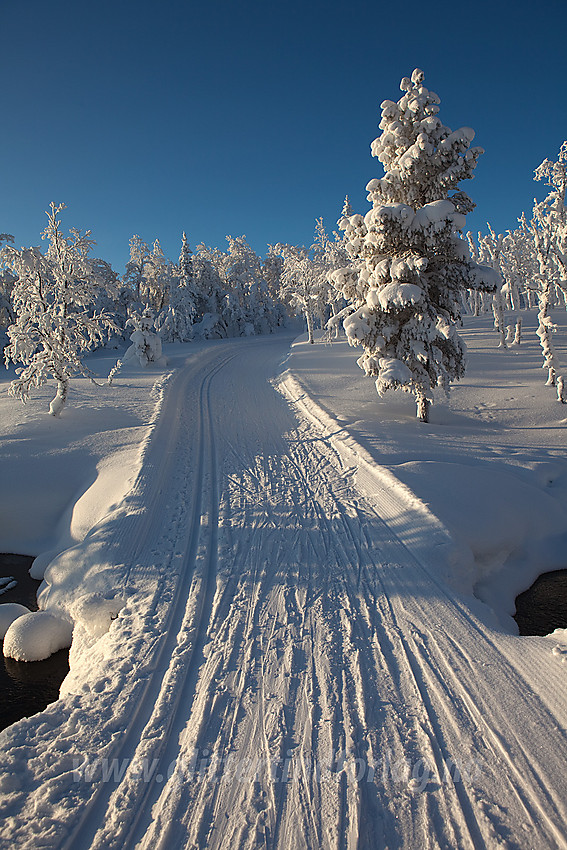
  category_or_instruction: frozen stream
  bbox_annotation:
[514,569,567,636]
[0,554,69,732]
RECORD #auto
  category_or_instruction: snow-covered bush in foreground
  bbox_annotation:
[1,204,118,416]
[332,69,498,421]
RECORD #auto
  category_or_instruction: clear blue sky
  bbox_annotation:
[1,0,566,272]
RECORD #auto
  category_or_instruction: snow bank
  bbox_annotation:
[275,355,459,584]
[277,314,567,630]
[3,611,73,661]
[391,459,567,613]
[0,349,170,562]
[0,343,180,660]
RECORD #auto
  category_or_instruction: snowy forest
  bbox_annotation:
[1,70,566,420]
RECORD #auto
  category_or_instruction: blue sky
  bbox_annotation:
[1,0,566,271]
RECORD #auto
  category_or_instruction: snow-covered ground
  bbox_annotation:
[0,313,566,849]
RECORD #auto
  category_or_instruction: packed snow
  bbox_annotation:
[0,312,566,848]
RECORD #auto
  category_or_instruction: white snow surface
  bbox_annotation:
[0,315,567,848]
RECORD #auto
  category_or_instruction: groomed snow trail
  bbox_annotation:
[1,335,567,849]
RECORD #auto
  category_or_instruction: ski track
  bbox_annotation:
[2,335,567,850]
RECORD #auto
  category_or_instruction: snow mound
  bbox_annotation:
[3,610,73,661]
[73,593,125,638]
[0,603,31,639]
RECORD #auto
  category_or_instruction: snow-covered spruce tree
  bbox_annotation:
[332,69,498,422]
[1,203,118,416]
[221,236,271,336]
[263,248,287,326]
[157,232,198,342]
[190,243,228,338]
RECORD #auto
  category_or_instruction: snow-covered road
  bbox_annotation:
[2,333,567,849]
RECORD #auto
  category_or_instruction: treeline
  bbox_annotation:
[0,203,348,414]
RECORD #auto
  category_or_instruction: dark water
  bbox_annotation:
[514,569,567,636]
[0,554,70,732]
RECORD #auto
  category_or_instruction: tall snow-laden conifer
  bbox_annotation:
[156,232,197,342]
[332,69,498,421]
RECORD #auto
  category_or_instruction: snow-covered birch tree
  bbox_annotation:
[1,203,118,415]
[123,235,150,305]
[528,142,567,386]
[276,239,332,344]
[0,234,16,330]
[331,69,498,421]
[479,225,508,348]
[534,141,567,285]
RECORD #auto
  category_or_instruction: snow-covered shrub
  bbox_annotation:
[332,69,498,421]
[123,306,167,367]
